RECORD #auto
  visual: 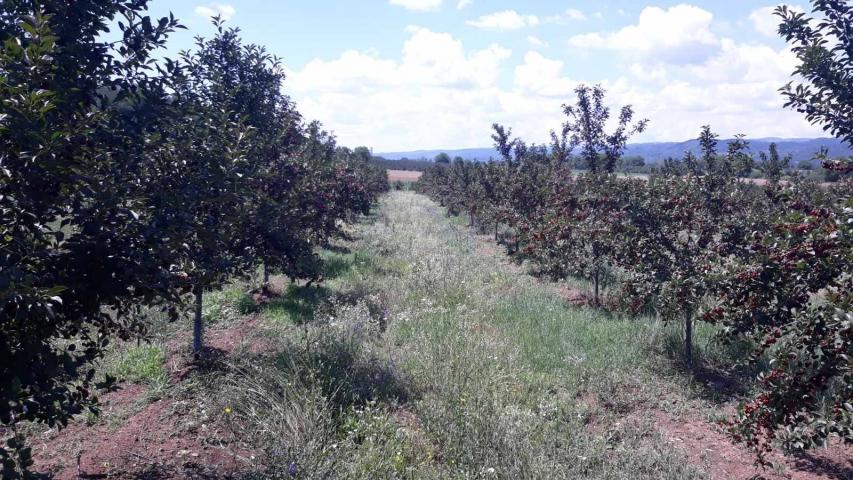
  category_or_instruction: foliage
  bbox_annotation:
[0,6,386,477]
[434,152,451,164]
[561,84,648,174]
[418,80,853,461]
[709,181,852,462]
[0,2,182,474]
[756,143,791,182]
[618,127,759,363]
[777,2,853,147]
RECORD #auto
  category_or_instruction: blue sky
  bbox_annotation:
[140,1,820,151]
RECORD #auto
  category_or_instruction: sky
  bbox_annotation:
[138,1,822,152]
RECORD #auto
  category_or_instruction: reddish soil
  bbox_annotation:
[554,283,592,306]
[388,169,423,182]
[31,390,254,479]
[646,409,852,480]
[30,307,276,479]
[167,315,270,384]
[578,391,851,480]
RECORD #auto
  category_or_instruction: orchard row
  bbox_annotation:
[0,1,387,474]
[418,87,852,463]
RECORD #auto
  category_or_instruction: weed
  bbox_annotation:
[109,344,166,385]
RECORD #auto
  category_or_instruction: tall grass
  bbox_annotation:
[210,191,714,479]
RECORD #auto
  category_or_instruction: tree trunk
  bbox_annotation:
[193,286,204,355]
[494,223,499,241]
[469,212,474,227]
[593,269,600,307]
[263,263,270,286]
[685,310,694,365]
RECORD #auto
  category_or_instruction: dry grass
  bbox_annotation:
[211,191,706,479]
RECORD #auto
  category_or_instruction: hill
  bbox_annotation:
[379,138,853,164]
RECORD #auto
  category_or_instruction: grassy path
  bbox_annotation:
[300,191,705,479]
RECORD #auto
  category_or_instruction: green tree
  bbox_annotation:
[757,143,791,182]
[147,22,256,355]
[708,0,853,459]
[555,85,647,303]
[561,84,648,174]
[777,3,853,148]
[708,179,852,461]
[0,2,182,475]
[622,155,646,172]
[618,127,754,363]
[435,152,451,164]
[729,135,755,178]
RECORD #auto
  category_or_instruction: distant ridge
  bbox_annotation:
[378,138,853,165]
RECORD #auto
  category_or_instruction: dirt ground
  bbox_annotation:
[388,169,423,182]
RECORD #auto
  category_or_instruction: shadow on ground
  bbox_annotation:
[275,330,412,413]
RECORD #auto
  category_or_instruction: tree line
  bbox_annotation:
[0,1,387,475]
[418,2,851,464]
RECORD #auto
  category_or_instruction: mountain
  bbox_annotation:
[378,148,498,162]
[378,138,853,165]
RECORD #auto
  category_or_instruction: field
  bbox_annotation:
[386,169,832,188]
[25,191,850,479]
[388,169,424,182]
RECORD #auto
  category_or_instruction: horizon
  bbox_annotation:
[375,135,846,155]
[142,1,825,151]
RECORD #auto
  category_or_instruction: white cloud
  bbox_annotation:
[288,27,514,150]
[527,35,549,48]
[684,39,797,84]
[285,21,824,152]
[467,10,540,30]
[569,4,720,64]
[545,8,588,24]
[568,33,605,48]
[514,52,576,97]
[613,33,811,141]
[749,5,803,37]
[628,63,668,83]
[565,8,587,21]
[457,0,472,9]
[194,3,236,20]
[389,0,443,11]
[400,26,511,87]
[290,51,398,95]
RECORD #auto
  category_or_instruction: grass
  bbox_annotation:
[109,344,167,385]
[31,191,753,478]
[203,282,258,324]
[202,191,719,479]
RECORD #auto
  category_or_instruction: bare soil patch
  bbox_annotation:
[554,283,592,306]
[32,392,253,479]
[645,409,852,480]
[30,309,275,478]
[388,169,423,182]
